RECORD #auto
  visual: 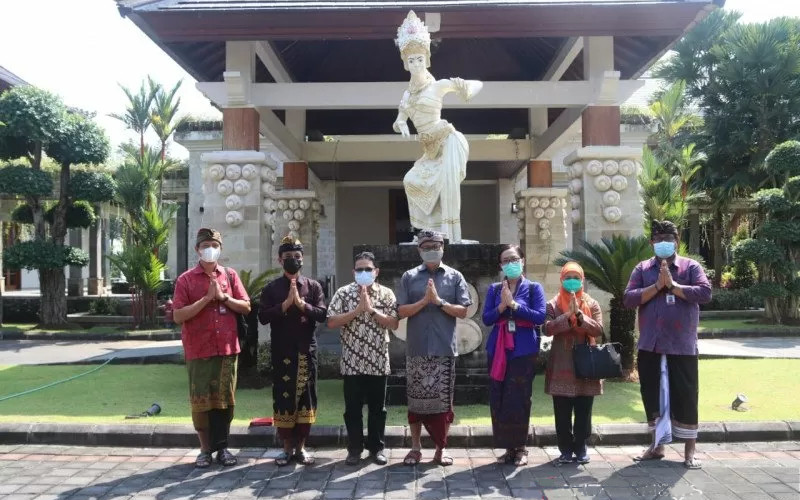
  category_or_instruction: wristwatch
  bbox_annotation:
[437,298,448,308]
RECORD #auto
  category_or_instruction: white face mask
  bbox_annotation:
[200,246,221,263]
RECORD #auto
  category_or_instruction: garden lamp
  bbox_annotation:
[731,393,748,411]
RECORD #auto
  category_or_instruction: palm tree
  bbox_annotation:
[554,235,653,372]
[674,143,705,200]
[109,80,156,157]
[150,79,185,205]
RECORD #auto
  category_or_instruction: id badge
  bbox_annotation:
[665,294,676,306]
[219,305,228,314]
[508,320,516,332]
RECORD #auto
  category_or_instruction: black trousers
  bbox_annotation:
[552,395,594,456]
[343,375,388,454]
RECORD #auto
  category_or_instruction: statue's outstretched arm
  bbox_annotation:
[445,78,483,102]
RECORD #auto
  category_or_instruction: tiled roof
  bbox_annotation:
[0,66,28,87]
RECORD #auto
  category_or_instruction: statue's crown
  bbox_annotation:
[395,11,431,59]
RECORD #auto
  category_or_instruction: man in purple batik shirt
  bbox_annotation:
[623,220,712,470]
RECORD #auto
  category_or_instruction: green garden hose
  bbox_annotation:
[0,357,114,402]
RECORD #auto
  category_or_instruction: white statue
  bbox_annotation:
[393,11,483,243]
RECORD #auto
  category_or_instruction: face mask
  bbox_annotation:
[562,278,583,294]
[654,241,676,259]
[199,247,221,263]
[355,271,375,287]
[420,249,444,264]
[282,257,303,274]
[501,261,523,280]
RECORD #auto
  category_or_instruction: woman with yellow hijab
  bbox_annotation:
[543,262,604,465]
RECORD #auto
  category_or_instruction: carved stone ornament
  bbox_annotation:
[294,210,306,221]
[233,179,251,195]
[618,159,636,176]
[217,180,234,196]
[603,206,623,223]
[277,200,289,210]
[299,199,311,210]
[311,201,322,212]
[571,209,581,222]
[225,195,243,210]
[603,160,619,176]
[288,200,299,210]
[241,164,258,180]
[208,164,225,181]
[570,195,581,208]
[225,210,243,227]
[593,175,612,192]
[517,219,525,230]
[550,197,562,209]
[516,210,525,220]
[585,160,603,176]
[288,230,300,239]
[538,218,551,230]
[533,208,545,219]
[225,164,242,180]
[528,198,540,208]
[539,198,550,209]
[544,208,556,219]
[539,229,552,240]
[611,175,629,191]
[288,220,300,231]
[572,162,584,177]
[263,198,276,211]
[569,178,583,194]
[261,183,275,196]
[603,190,621,206]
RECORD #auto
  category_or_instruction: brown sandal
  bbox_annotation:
[433,448,453,466]
[404,449,422,466]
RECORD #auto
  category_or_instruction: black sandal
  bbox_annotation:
[498,449,515,464]
[295,449,315,466]
[275,451,292,466]
[195,451,213,468]
[216,448,238,466]
[513,449,528,466]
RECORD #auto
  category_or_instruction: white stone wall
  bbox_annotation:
[497,178,518,245]
[310,174,336,282]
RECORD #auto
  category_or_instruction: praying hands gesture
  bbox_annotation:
[424,279,439,305]
[355,286,374,315]
[657,260,673,291]
[282,279,306,312]
[497,280,516,313]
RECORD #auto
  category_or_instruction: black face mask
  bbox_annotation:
[282,258,303,274]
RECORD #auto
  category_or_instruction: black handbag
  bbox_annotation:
[572,340,623,380]
[225,269,249,344]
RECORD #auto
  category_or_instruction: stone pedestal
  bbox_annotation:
[87,279,105,296]
[199,151,274,275]
[564,146,644,244]
[68,229,85,296]
[515,187,569,298]
[353,243,509,405]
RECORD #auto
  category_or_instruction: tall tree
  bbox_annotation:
[109,80,156,158]
[0,87,114,326]
[149,78,185,204]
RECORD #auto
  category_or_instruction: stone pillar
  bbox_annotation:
[88,216,104,295]
[528,160,552,188]
[176,195,189,276]
[67,229,84,296]
[266,190,323,278]
[515,188,569,297]
[582,106,621,147]
[102,217,111,291]
[200,151,275,275]
[688,208,701,255]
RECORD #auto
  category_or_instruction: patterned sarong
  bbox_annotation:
[273,351,317,428]
[406,355,456,415]
[187,355,237,413]
[489,354,536,449]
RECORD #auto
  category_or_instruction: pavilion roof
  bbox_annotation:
[0,66,28,93]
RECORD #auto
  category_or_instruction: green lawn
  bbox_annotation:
[1,359,797,426]
[698,318,798,332]
[0,324,173,336]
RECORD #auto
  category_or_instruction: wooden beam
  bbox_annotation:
[542,37,583,81]
[531,107,583,159]
[257,107,303,160]
[196,80,643,109]
[254,40,293,83]
[304,138,530,163]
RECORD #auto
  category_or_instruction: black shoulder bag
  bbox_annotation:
[225,268,249,344]
[571,313,623,380]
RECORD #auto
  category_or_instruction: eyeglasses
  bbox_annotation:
[652,235,677,243]
[501,257,522,265]
[420,244,443,251]
[355,267,375,273]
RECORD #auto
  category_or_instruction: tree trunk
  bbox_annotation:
[609,296,638,371]
[712,210,723,288]
[39,268,68,327]
[51,165,71,244]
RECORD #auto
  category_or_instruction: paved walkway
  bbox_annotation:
[1,335,799,366]
[1,442,798,500]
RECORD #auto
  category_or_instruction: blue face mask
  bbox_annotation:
[501,261,523,279]
[355,271,375,287]
[562,278,583,293]
[654,241,676,259]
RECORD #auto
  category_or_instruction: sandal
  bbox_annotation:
[684,457,702,470]
[433,448,453,466]
[216,448,238,467]
[498,449,515,464]
[633,448,665,462]
[513,449,528,466]
[295,449,315,466]
[403,449,422,466]
[195,451,213,468]
[275,450,292,466]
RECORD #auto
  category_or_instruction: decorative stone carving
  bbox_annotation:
[294,210,305,221]
[538,218,551,230]
[585,160,603,176]
[277,200,289,210]
[533,208,545,219]
[569,178,583,194]
[603,206,622,223]
[288,200,299,210]
[261,183,275,196]
[241,164,258,180]
[602,190,621,206]
[283,210,294,220]
[618,159,636,176]
[544,208,556,219]
[225,164,242,180]
[570,195,581,208]
[593,175,612,192]
[217,180,234,196]
[611,175,628,191]
[312,201,322,212]
[550,197,561,209]
[263,199,276,211]
[517,219,525,230]
[299,199,310,210]
[208,164,225,181]
[528,198,540,208]
[516,210,525,220]
[233,179,251,195]
[539,198,550,209]
[602,160,619,176]
[225,210,243,227]
[225,195,243,210]
[288,221,300,231]
[539,229,552,240]
[571,209,581,223]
